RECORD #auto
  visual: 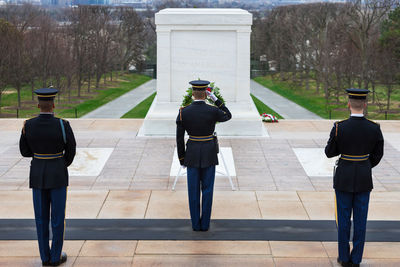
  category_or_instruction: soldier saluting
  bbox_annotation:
[176,80,231,231]
[325,88,384,267]
[19,88,76,266]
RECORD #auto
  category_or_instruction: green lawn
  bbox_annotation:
[251,94,283,119]
[253,75,400,120]
[0,73,151,118]
[122,92,156,118]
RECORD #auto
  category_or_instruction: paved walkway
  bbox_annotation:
[83,79,317,120]
[83,79,156,119]
[251,80,321,119]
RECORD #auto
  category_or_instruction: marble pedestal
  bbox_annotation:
[138,97,266,136]
[139,8,266,136]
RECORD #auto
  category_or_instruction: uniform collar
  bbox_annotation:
[349,115,365,120]
[192,100,205,105]
[350,113,364,117]
[39,112,54,117]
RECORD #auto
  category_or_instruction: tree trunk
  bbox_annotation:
[304,68,309,91]
[324,80,329,102]
[57,77,61,105]
[78,73,82,97]
[371,82,376,104]
[31,79,35,101]
[120,65,124,78]
[336,75,341,104]
[17,82,21,108]
[95,71,101,89]
[67,76,71,102]
[387,85,392,111]
[110,71,113,82]
[88,75,91,93]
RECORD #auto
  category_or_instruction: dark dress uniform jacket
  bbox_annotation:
[19,114,76,189]
[176,99,231,168]
[325,116,384,192]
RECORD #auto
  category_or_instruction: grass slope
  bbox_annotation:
[122,92,156,118]
[0,73,151,118]
[253,75,400,120]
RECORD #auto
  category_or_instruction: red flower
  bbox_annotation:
[206,87,212,92]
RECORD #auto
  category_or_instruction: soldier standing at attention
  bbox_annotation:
[325,88,384,267]
[19,88,76,266]
[176,80,231,231]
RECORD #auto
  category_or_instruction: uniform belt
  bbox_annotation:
[340,154,369,161]
[188,135,214,141]
[33,152,64,159]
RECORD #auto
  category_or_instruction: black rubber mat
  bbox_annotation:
[0,219,399,241]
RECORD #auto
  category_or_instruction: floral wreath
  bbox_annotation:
[261,113,279,123]
[181,82,225,107]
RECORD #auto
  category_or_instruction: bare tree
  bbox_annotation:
[343,0,395,88]
[115,7,145,74]
[2,4,39,107]
[0,19,20,113]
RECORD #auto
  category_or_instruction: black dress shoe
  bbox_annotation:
[351,264,360,267]
[42,261,51,266]
[192,228,200,231]
[50,252,67,266]
[337,258,351,267]
[200,228,209,232]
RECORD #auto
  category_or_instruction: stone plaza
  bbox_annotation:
[1,119,400,266]
[0,6,399,267]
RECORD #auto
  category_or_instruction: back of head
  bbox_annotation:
[192,90,206,100]
[349,98,366,111]
[38,99,54,112]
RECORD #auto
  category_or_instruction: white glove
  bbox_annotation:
[206,90,218,102]
[181,165,186,169]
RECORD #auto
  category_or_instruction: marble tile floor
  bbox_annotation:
[2,121,400,192]
[0,190,400,220]
[0,241,400,266]
[1,119,400,266]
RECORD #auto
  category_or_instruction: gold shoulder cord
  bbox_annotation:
[335,122,338,137]
[179,107,183,121]
[22,120,27,135]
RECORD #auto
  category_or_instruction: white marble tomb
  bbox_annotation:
[138,8,266,136]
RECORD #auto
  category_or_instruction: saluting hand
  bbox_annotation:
[206,88,218,102]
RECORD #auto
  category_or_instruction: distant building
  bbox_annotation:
[72,0,109,4]
[41,0,70,5]
[112,0,151,6]
[272,0,347,5]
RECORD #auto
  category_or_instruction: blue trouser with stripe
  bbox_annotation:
[187,166,216,230]
[32,186,67,263]
[335,189,370,264]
